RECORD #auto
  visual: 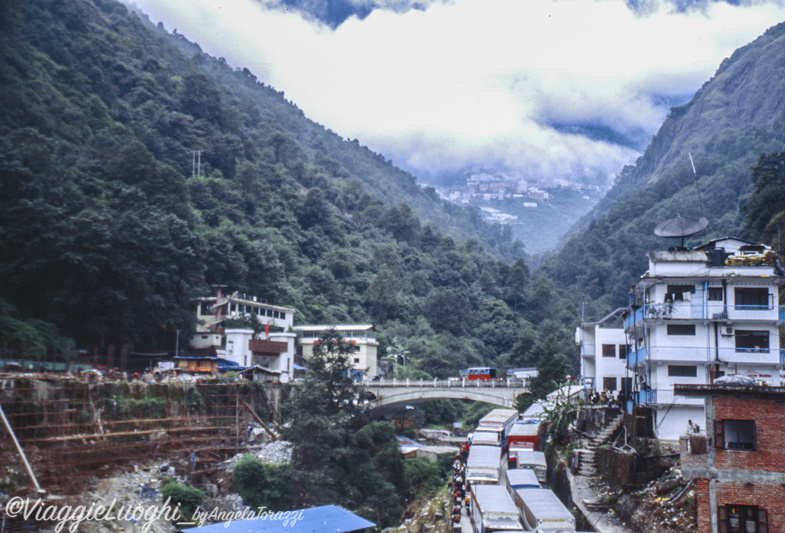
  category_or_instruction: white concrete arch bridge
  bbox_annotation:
[360,379,529,415]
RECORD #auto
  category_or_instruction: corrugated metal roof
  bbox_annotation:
[180,505,375,533]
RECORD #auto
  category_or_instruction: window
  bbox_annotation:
[602,344,616,357]
[618,344,627,359]
[668,365,697,377]
[602,377,617,391]
[715,420,756,450]
[708,287,724,301]
[353,358,360,364]
[666,284,695,302]
[719,505,767,533]
[734,288,770,309]
[667,324,696,336]
[735,330,769,353]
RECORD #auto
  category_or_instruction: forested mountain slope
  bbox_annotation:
[0,0,572,376]
[545,22,785,313]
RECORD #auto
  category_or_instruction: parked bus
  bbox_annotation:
[464,367,498,381]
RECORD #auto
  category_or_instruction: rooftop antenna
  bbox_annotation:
[688,152,704,214]
[653,153,709,249]
[654,214,709,249]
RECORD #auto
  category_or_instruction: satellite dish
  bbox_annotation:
[655,215,709,248]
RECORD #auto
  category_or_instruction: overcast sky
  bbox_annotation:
[125,0,785,187]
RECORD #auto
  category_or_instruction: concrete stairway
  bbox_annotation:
[575,412,625,477]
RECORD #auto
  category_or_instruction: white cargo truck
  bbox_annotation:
[511,449,547,485]
[470,484,525,533]
[466,444,502,485]
[513,488,575,532]
[477,409,519,449]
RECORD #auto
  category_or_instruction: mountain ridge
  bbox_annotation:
[545,20,785,313]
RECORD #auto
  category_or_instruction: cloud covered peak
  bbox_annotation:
[127,0,785,187]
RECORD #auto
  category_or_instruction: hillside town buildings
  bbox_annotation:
[183,290,382,382]
[578,237,785,441]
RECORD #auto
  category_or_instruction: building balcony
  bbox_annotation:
[627,346,709,366]
[627,346,784,367]
[581,344,597,358]
[637,388,705,406]
[625,303,784,329]
[628,346,647,366]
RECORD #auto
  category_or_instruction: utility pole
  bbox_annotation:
[191,150,203,178]
[175,329,180,358]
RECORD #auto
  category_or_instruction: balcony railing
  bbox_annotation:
[628,346,648,366]
[637,388,704,406]
[626,303,783,328]
[627,346,784,367]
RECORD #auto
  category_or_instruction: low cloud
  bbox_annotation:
[126,0,785,186]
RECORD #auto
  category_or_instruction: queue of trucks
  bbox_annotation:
[462,408,586,533]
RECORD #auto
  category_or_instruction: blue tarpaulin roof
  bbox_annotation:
[181,505,375,533]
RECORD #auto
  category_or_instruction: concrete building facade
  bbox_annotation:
[678,384,785,533]
[576,316,630,398]
[189,288,295,352]
[224,329,296,383]
[294,325,378,379]
[625,237,785,441]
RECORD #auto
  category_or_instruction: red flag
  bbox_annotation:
[264,322,270,336]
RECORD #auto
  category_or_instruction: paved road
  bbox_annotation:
[459,505,473,533]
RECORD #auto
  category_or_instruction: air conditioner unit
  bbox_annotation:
[720,326,734,336]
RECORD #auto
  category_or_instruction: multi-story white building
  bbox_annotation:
[189,287,295,352]
[576,314,631,398]
[294,325,378,379]
[625,237,785,441]
[224,328,295,383]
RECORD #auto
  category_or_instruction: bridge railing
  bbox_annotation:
[360,378,527,388]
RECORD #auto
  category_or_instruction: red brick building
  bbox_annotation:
[677,384,785,533]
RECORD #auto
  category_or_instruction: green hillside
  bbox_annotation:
[0,0,575,376]
[545,22,785,315]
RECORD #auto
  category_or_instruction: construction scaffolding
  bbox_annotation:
[0,374,282,494]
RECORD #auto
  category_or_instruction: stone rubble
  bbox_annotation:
[29,440,294,533]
